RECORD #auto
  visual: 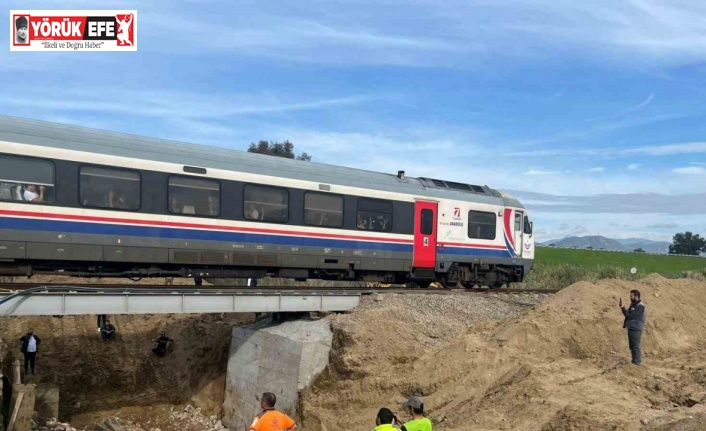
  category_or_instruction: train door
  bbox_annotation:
[413,201,438,268]
[514,210,524,257]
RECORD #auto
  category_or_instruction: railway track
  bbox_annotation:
[0,283,560,295]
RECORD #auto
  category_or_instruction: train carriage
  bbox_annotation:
[0,116,534,287]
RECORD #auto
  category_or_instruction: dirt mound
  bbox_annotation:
[302,276,706,431]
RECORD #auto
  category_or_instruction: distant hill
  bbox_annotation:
[541,235,671,254]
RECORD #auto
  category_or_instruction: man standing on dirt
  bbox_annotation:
[620,289,646,365]
[19,329,40,375]
[248,392,297,431]
[394,396,432,431]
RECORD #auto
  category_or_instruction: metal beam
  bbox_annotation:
[0,290,360,316]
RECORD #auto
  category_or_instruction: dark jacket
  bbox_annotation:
[155,335,173,350]
[19,334,41,354]
[622,300,646,331]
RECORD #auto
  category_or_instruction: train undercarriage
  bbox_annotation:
[0,259,527,289]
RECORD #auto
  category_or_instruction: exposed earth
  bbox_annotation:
[301,275,706,431]
[3,275,706,431]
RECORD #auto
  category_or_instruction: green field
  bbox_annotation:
[521,246,706,289]
[535,246,706,275]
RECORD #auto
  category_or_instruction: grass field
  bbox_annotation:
[535,246,706,275]
[521,246,706,289]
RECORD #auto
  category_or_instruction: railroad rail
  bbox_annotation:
[0,283,560,295]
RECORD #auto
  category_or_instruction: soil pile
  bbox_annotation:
[302,276,706,431]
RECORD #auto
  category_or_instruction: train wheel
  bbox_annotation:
[440,278,460,289]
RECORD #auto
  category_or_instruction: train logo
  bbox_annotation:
[10,10,138,51]
[453,207,461,219]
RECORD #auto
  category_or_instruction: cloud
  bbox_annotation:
[628,93,654,112]
[628,164,642,170]
[507,190,706,215]
[673,166,706,175]
[511,142,706,158]
[646,223,679,229]
[142,12,471,66]
[586,167,605,172]
[524,170,561,175]
[0,87,375,120]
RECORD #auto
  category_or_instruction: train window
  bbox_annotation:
[169,176,220,217]
[468,210,496,240]
[524,215,532,234]
[421,209,434,235]
[243,184,288,223]
[515,213,522,231]
[305,192,343,228]
[357,198,392,232]
[0,154,55,204]
[80,166,140,211]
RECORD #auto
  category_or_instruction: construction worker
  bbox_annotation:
[248,392,296,431]
[394,396,432,431]
[374,408,398,431]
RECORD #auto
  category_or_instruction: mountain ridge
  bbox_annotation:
[540,235,670,254]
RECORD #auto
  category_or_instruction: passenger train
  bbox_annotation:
[0,116,534,287]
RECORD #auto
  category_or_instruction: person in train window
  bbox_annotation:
[208,195,219,216]
[246,203,260,220]
[0,182,12,200]
[107,189,128,209]
[170,196,181,214]
[23,184,45,202]
[357,215,368,230]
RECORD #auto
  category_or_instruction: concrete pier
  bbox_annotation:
[222,318,332,430]
[35,383,60,423]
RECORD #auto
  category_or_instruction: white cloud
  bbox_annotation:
[586,167,605,172]
[1,87,375,120]
[511,142,706,158]
[673,166,706,175]
[524,170,561,175]
[628,163,641,170]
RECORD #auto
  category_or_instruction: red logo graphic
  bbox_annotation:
[115,13,134,46]
[453,207,461,218]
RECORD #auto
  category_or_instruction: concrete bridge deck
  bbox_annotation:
[0,286,361,316]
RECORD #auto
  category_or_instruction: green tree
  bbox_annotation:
[669,232,706,256]
[633,248,645,253]
[247,140,311,161]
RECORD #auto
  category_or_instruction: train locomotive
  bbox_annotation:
[0,116,534,287]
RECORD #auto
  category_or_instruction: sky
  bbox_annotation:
[3,0,706,242]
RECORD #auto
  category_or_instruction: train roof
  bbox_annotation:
[0,115,524,208]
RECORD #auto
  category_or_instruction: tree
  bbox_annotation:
[247,140,311,161]
[586,246,594,250]
[669,232,706,256]
[633,248,645,253]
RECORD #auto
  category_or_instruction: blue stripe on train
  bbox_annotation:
[2,216,414,252]
[2,217,514,258]
[440,246,512,258]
